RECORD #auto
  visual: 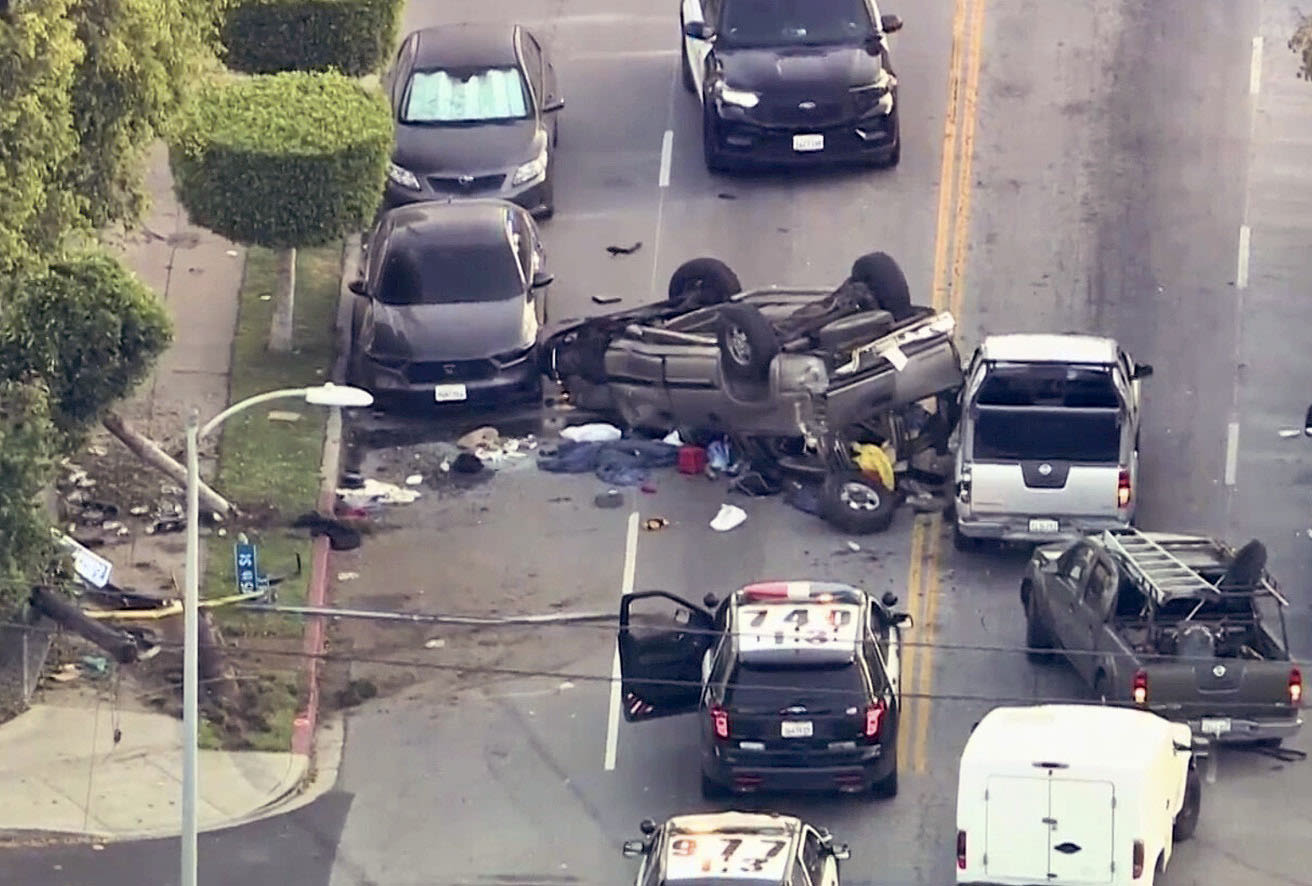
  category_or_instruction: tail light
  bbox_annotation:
[711,704,729,740]
[1131,839,1145,879]
[956,468,972,503]
[865,699,887,739]
[956,830,967,870]
[1132,669,1149,706]
[1290,667,1303,705]
[1118,468,1132,508]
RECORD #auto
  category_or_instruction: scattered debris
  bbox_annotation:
[225,249,239,257]
[592,294,623,305]
[337,571,360,582]
[424,638,446,649]
[404,473,423,486]
[87,445,108,457]
[80,655,110,677]
[267,410,302,423]
[594,489,624,509]
[710,504,747,532]
[1279,428,1302,438]
[644,517,670,532]
[452,452,485,474]
[457,426,501,450]
[677,445,708,475]
[561,422,622,443]
[847,541,862,552]
[292,513,363,551]
[539,439,679,486]
[50,663,80,683]
[662,430,684,446]
[728,471,782,497]
[606,241,643,256]
[784,480,823,516]
[640,483,658,494]
[129,505,149,516]
[340,470,365,489]
[909,492,944,513]
[707,439,733,472]
[337,478,421,508]
[717,192,738,200]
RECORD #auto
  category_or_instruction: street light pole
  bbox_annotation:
[182,408,201,886]
[178,383,372,886]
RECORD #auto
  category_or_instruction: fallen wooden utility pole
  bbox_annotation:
[29,586,140,664]
[102,411,235,518]
[239,602,614,626]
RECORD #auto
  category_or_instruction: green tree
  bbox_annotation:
[221,0,400,77]
[169,71,390,351]
[0,381,59,610]
[64,0,222,229]
[0,252,173,450]
[0,0,86,275]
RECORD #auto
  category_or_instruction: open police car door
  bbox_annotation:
[618,591,716,722]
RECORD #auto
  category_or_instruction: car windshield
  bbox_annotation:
[718,0,875,49]
[724,662,865,713]
[971,406,1121,462]
[401,66,530,124]
[377,242,523,305]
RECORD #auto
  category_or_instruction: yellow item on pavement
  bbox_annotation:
[852,443,895,490]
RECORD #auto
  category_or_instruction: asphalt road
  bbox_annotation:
[6,0,1312,884]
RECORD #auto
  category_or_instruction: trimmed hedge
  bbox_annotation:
[0,252,173,447]
[221,0,401,77]
[168,71,391,248]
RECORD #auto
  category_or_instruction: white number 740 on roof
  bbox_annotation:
[734,602,862,658]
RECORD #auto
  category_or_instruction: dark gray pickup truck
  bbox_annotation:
[1021,528,1303,745]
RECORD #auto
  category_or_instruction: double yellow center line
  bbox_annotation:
[896,0,989,776]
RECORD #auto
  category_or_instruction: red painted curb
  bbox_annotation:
[290,533,332,756]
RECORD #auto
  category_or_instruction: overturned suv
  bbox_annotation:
[538,252,964,533]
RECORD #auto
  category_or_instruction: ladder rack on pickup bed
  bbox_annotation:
[1100,528,1218,601]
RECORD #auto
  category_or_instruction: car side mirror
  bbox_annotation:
[640,818,658,835]
[543,96,565,113]
[684,20,714,40]
[881,592,898,607]
[1132,362,1154,380]
[881,14,904,33]
[532,270,555,289]
[832,844,852,861]
[1304,404,1312,437]
[703,593,719,608]
[348,279,368,297]
[893,612,914,627]
[622,840,645,857]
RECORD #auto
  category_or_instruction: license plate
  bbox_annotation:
[792,133,824,152]
[781,720,813,738]
[434,383,467,402]
[1200,717,1231,736]
[1029,518,1060,533]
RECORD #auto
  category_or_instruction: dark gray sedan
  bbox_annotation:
[347,200,554,408]
[381,22,564,218]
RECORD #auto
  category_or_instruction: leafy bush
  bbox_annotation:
[221,0,401,77]
[64,0,221,229]
[0,0,85,275]
[0,382,59,605]
[169,71,390,248]
[0,252,173,447]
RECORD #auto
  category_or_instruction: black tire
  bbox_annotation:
[953,521,979,552]
[717,303,779,382]
[1025,594,1055,663]
[870,745,898,798]
[820,470,897,535]
[1172,767,1202,841]
[850,251,913,321]
[701,770,729,799]
[668,257,742,305]
[680,31,695,93]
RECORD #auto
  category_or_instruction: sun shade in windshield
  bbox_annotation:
[403,68,528,123]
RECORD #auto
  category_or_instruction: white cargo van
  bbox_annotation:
[956,704,1201,886]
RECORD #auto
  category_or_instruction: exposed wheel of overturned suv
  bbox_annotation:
[538,251,966,534]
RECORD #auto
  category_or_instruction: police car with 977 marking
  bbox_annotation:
[617,580,913,798]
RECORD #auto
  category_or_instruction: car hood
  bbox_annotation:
[392,119,541,174]
[718,45,884,93]
[373,297,536,362]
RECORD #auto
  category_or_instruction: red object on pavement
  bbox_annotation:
[677,445,708,475]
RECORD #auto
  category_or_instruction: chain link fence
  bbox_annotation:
[0,606,56,720]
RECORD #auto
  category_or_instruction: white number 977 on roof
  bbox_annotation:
[664,833,793,881]
[733,596,862,663]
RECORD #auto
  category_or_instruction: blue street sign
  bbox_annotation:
[234,542,260,594]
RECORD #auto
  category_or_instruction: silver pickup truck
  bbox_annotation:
[1021,528,1303,746]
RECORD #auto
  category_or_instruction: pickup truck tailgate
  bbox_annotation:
[1144,660,1301,736]
[968,461,1122,520]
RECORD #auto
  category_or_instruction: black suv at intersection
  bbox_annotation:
[680,0,905,170]
[618,581,912,798]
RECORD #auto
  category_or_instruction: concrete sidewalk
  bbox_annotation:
[0,704,342,840]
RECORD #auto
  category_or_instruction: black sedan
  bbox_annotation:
[346,200,554,408]
[681,0,903,171]
[381,23,564,218]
